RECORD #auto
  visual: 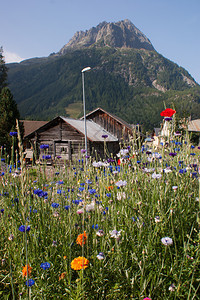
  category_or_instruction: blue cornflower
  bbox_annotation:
[192,172,198,179]
[57,180,64,184]
[34,189,47,198]
[179,168,187,174]
[72,200,82,205]
[64,205,70,210]
[9,132,18,137]
[19,225,31,232]
[42,155,51,160]
[92,224,99,229]
[40,144,49,149]
[25,279,35,287]
[40,262,51,270]
[106,193,111,197]
[51,203,59,208]
[88,189,96,194]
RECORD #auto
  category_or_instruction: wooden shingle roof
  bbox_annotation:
[21,120,48,137]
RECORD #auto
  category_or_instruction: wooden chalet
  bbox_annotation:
[24,116,119,162]
[80,107,135,142]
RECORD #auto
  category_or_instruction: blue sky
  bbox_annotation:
[2,0,200,83]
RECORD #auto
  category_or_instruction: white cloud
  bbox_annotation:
[4,50,25,63]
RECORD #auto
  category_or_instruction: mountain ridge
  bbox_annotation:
[6,20,200,130]
[58,19,155,54]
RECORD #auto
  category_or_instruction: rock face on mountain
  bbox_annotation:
[58,19,155,54]
[7,19,200,129]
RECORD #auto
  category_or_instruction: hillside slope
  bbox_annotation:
[7,20,200,130]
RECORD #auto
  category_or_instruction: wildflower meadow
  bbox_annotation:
[0,111,200,299]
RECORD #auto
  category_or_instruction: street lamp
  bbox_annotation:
[81,67,91,162]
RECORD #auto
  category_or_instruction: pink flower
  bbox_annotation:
[143,298,152,300]
[77,209,84,214]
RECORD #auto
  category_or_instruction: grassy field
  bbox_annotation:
[0,121,200,299]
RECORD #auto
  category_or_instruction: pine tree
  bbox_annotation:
[0,47,8,92]
[0,87,21,147]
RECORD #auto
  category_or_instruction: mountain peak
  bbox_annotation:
[58,19,155,54]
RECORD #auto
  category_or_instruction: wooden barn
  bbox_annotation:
[24,116,119,162]
[80,107,135,142]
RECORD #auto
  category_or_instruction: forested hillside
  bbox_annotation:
[7,47,200,130]
[7,19,200,130]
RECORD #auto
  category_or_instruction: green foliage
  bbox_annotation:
[7,47,200,129]
[0,87,21,148]
[0,47,8,92]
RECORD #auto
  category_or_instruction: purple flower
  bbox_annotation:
[81,149,86,153]
[40,262,51,270]
[169,152,177,157]
[19,225,31,232]
[164,117,172,121]
[102,134,108,139]
[97,252,105,260]
[107,158,115,163]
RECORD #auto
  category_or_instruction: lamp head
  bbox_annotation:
[81,67,91,73]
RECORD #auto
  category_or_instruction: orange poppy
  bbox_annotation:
[71,256,89,270]
[76,231,87,246]
[22,264,32,278]
[106,186,114,191]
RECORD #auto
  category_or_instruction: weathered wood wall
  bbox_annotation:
[27,118,119,161]
[86,110,132,141]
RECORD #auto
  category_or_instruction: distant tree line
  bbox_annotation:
[0,47,22,155]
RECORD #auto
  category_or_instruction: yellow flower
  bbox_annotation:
[76,231,87,246]
[22,264,32,278]
[71,256,89,270]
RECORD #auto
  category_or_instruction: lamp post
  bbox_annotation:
[81,67,91,162]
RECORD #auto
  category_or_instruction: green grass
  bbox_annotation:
[0,132,199,299]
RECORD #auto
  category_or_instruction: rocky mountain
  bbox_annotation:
[58,19,155,54]
[7,20,200,130]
